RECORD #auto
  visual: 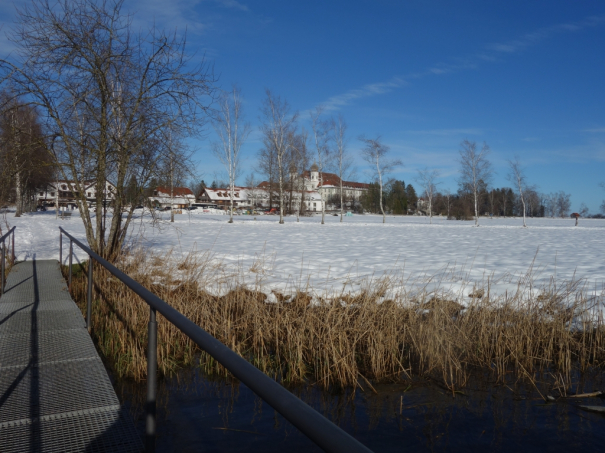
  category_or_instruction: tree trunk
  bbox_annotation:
[377,158,385,224]
[170,157,175,223]
[278,162,284,224]
[340,181,344,222]
[229,181,234,223]
[14,172,22,217]
[474,190,479,226]
[320,172,325,225]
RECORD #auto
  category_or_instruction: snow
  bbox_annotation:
[4,209,605,303]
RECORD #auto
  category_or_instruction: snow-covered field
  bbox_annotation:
[4,209,605,302]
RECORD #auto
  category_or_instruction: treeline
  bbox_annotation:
[0,96,54,217]
[358,179,577,219]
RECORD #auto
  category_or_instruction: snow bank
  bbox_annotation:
[4,210,605,302]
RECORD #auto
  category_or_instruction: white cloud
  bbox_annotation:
[314,14,605,113]
[319,77,407,111]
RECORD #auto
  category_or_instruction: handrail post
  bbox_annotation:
[87,256,93,333]
[59,231,62,266]
[11,230,15,264]
[1,240,5,295]
[68,239,73,292]
[146,307,157,452]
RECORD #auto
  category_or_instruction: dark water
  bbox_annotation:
[113,368,605,452]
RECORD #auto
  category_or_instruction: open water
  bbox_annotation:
[113,369,605,452]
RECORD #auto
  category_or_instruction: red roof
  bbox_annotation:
[155,186,194,196]
[301,171,369,189]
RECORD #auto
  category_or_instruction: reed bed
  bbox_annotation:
[66,249,605,392]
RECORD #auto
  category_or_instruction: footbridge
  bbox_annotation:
[0,258,142,452]
[0,227,372,452]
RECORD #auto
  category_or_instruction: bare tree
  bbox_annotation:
[212,86,250,223]
[416,168,440,224]
[0,96,53,216]
[458,140,491,226]
[244,173,259,212]
[525,188,541,217]
[577,202,589,225]
[260,90,298,224]
[156,131,195,222]
[359,136,402,224]
[332,114,353,222]
[310,106,331,224]
[256,137,277,210]
[291,129,309,222]
[0,0,215,260]
[544,193,557,218]
[555,191,571,218]
[508,156,528,227]
[443,188,452,219]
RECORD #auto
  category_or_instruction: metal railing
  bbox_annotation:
[58,228,373,453]
[0,226,16,295]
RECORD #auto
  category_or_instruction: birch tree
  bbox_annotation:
[416,168,440,224]
[508,157,528,227]
[332,114,353,222]
[212,87,250,223]
[260,90,298,224]
[0,0,215,260]
[458,140,492,226]
[310,106,331,224]
[291,129,309,222]
[359,136,402,224]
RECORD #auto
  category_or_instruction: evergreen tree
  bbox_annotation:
[388,180,407,214]
[125,175,139,206]
[406,184,418,211]
[360,182,381,213]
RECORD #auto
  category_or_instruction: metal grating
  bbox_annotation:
[0,328,99,368]
[0,310,86,335]
[0,298,80,313]
[0,406,142,453]
[0,358,120,423]
[2,261,69,302]
[0,260,143,452]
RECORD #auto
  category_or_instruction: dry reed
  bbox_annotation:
[66,249,605,392]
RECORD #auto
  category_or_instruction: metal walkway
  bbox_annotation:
[0,260,142,452]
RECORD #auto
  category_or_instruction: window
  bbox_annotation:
[87,192,91,197]
[50,192,55,197]
[39,192,44,196]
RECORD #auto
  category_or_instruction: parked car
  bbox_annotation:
[185,206,198,210]
[36,206,47,212]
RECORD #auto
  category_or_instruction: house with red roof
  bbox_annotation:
[302,163,369,205]
[149,186,195,209]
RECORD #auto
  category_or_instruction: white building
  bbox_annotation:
[148,187,196,209]
[197,186,326,212]
[302,164,369,204]
[37,180,116,209]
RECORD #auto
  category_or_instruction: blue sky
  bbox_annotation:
[2,1,605,211]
